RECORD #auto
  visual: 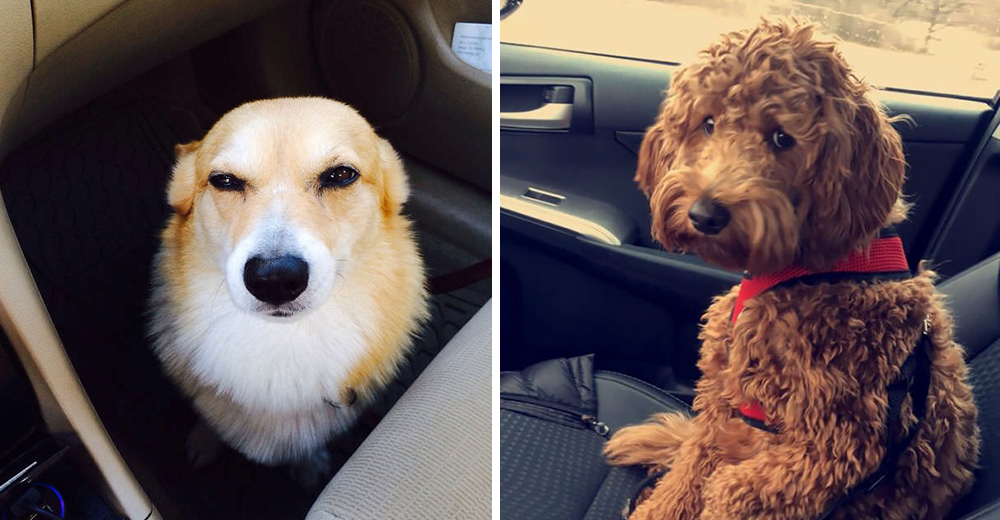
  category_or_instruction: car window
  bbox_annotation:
[499,0,1000,99]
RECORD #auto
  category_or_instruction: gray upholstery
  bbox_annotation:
[306,300,492,520]
[938,252,1000,360]
[938,253,1000,519]
[500,369,689,520]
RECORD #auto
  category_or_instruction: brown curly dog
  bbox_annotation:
[603,19,979,520]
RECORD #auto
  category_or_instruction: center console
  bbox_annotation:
[0,334,123,520]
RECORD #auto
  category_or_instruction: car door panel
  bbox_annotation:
[501,44,992,255]
[502,133,656,245]
[500,44,672,129]
[501,226,730,384]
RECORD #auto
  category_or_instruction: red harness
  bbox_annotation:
[732,234,910,430]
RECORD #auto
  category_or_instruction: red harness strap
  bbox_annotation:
[738,401,767,422]
[732,235,910,430]
[731,236,909,324]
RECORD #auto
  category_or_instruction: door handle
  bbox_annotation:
[500,102,573,130]
[500,84,574,130]
[499,78,592,132]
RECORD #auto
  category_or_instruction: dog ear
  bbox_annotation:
[174,140,201,159]
[636,69,695,197]
[636,91,686,197]
[167,140,202,216]
[798,58,906,270]
[376,137,410,217]
[635,121,669,197]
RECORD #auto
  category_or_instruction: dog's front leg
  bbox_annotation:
[699,444,860,520]
[628,434,722,520]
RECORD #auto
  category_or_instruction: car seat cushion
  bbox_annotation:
[500,356,690,520]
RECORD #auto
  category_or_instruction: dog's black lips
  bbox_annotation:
[269,310,292,318]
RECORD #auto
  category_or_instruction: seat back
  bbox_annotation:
[938,253,1000,520]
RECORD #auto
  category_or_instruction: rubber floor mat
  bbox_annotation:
[0,95,488,520]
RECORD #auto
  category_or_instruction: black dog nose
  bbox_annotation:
[688,198,731,235]
[243,255,309,305]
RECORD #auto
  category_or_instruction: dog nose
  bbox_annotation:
[243,255,309,305]
[688,198,731,235]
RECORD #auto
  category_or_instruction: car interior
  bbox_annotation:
[0,1,490,519]
[498,8,1000,520]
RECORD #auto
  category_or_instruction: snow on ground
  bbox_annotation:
[499,0,999,98]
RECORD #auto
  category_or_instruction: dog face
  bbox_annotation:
[166,98,408,319]
[636,20,907,273]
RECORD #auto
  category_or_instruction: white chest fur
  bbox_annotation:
[149,261,375,464]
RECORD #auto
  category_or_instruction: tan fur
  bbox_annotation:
[606,19,978,520]
[151,97,428,468]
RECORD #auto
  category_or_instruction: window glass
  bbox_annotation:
[499,0,1000,99]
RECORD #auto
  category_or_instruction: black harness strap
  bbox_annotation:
[739,414,779,434]
[624,469,667,518]
[815,331,933,520]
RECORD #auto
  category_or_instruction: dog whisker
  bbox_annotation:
[322,136,355,161]
[333,273,347,295]
[208,278,228,314]
[210,151,231,165]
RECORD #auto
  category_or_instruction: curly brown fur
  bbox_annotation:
[604,411,695,471]
[635,19,910,273]
[606,18,979,520]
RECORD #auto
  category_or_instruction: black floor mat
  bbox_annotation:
[0,95,488,520]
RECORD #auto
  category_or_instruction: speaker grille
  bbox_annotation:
[313,0,420,125]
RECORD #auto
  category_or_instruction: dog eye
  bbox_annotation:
[769,129,795,151]
[208,172,246,191]
[702,116,715,136]
[319,165,360,189]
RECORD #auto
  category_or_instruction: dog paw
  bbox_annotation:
[604,412,693,468]
[290,447,333,491]
[186,421,222,468]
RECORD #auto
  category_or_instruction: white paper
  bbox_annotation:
[452,22,492,74]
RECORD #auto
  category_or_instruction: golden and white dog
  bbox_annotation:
[148,97,428,485]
